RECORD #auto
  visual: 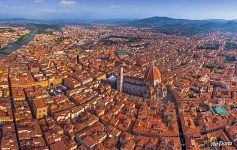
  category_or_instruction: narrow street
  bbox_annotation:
[8,77,21,150]
[166,91,186,150]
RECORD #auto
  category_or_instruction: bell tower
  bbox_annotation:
[77,54,80,64]
[117,67,123,92]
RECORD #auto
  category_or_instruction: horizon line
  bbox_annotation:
[0,16,236,21]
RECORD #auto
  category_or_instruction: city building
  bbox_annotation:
[117,61,167,99]
[32,99,48,119]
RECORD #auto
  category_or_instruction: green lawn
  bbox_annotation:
[16,32,30,44]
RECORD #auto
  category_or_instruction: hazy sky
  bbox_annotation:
[0,0,237,20]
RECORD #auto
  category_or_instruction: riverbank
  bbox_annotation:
[16,32,31,44]
[0,27,38,57]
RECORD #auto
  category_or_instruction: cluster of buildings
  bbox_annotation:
[0,25,236,150]
[0,25,30,49]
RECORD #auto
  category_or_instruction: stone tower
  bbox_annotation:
[235,63,237,75]
[117,67,123,92]
[77,54,80,64]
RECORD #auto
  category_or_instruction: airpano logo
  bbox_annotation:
[211,141,233,147]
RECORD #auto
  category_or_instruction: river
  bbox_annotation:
[0,27,38,57]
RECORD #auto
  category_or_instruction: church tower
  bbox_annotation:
[235,63,237,75]
[117,67,123,92]
[77,54,80,64]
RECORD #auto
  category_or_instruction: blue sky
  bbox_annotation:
[0,0,237,20]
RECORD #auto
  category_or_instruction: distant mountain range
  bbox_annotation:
[1,17,237,35]
[127,17,237,35]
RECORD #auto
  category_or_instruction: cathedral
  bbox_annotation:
[116,62,167,99]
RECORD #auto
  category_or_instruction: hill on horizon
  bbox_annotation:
[1,16,237,35]
[126,16,237,35]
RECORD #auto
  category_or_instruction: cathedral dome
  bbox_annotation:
[144,62,161,83]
